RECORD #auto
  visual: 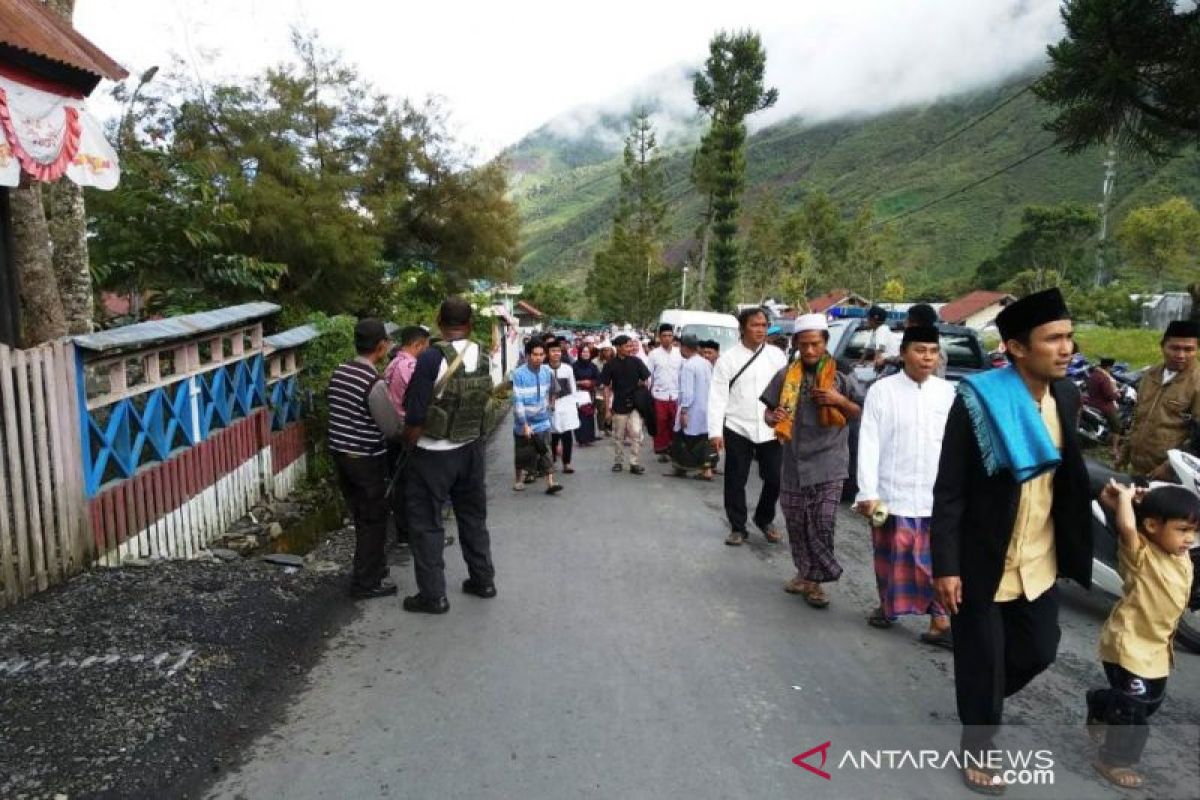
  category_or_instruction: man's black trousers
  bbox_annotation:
[721,427,782,533]
[951,587,1061,755]
[406,440,494,600]
[333,451,390,591]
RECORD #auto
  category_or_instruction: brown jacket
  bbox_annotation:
[1121,360,1200,476]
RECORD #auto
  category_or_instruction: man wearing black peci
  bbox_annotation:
[326,319,405,600]
[931,288,1092,795]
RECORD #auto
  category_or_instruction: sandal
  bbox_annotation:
[867,608,893,628]
[563,466,575,474]
[961,767,1006,795]
[546,484,564,495]
[803,586,829,609]
[512,482,526,492]
[919,629,954,650]
[1094,761,1143,789]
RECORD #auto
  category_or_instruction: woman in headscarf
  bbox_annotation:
[573,344,600,446]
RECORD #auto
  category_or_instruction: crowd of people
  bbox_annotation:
[324,291,1199,794]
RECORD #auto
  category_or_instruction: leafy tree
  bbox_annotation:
[1034,0,1200,157]
[974,204,1099,290]
[880,278,906,303]
[89,30,518,323]
[89,149,286,316]
[521,280,579,319]
[692,30,778,311]
[739,190,787,303]
[587,111,676,325]
[1117,196,1200,291]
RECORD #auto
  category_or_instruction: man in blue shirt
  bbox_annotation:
[512,340,563,495]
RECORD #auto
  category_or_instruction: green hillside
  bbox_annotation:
[508,77,1200,295]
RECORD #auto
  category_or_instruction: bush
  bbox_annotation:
[299,312,357,483]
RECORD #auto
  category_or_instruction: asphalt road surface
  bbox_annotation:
[209,433,1200,800]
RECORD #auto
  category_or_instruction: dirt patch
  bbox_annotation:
[0,523,379,800]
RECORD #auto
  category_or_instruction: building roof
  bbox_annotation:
[0,0,127,88]
[808,289,869,314]
[939,290,1015,324]
[516,300,544,318]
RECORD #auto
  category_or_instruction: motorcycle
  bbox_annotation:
[1086,449,1200,653]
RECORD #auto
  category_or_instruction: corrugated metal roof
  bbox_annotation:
[0,0,127,84]
[73,302,281,354]
[264,324,320,351]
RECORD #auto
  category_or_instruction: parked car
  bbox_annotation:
[658,309,741,355]
[829,318,989,383]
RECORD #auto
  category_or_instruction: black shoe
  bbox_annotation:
[462,579,497,598]
[349,579,399,600]
[611,463,623,472]
[630,465,645,475]
[402,594,449,614]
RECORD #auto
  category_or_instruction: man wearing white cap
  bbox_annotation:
[708,307,788,546]
[762,313,860,607]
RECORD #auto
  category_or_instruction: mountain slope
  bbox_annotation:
[507,78,1200,295]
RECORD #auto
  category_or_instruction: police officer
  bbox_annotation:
[326,319,404,599]
[401,298,498,614]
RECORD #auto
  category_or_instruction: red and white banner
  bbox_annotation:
[0,74,120,190]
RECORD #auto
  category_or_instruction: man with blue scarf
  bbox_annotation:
[931,288,1092,796]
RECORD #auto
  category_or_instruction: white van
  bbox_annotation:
[658,309,740,354]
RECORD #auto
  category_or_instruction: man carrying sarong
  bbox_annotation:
[761,314,861,608]
[854,325,955,647]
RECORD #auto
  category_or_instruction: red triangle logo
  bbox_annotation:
[792,741,832,780]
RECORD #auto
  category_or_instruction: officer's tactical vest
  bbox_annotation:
[423,341,494,443]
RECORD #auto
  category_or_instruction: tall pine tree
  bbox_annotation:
[692,30,777,311]
[587,111,675,325]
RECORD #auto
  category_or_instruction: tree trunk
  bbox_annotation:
[11,182,67,344]
[695,202,712,312]
[45,181,93,334]
[40,0,92,335]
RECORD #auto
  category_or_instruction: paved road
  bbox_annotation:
[210,433,1200,800]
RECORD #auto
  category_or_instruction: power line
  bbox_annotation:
[905,83,1034,166]
[872,140,1059,228]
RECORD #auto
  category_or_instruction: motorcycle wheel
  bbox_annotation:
[1177,610,1200,654]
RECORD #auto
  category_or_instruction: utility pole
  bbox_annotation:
[681,264,689,307]
[1095,147,1117,287]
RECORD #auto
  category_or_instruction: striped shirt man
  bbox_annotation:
[326,358,402,457]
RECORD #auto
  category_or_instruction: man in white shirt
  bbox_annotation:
[647,323,685,462]
[863,305,900,368]
[854,325,956,646]
[402,298,499,615]
[709,307,788,546]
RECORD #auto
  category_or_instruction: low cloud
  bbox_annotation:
[538,0,1062,149]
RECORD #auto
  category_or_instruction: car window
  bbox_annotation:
[941,331,983,369]
[842,326,983,369]
[681,324,739,353]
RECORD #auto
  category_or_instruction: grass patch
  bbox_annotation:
[980,326,1163,370]
[1073,327,1162,370]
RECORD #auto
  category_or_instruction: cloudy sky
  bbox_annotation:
[76,0,1065,158]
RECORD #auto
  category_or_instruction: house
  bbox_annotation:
[806,289,870,315]
[1139,292,1194,331]
[514,300,545,332]
[939,290,1016,330]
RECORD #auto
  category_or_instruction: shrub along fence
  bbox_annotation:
[0,303,317,608]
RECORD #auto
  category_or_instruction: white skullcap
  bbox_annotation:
[795,313,828,332]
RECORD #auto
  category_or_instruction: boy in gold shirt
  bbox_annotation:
[1087,481,1198,789]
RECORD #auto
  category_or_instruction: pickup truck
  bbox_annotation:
[826,318,989,383]
[822,318,989,500]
